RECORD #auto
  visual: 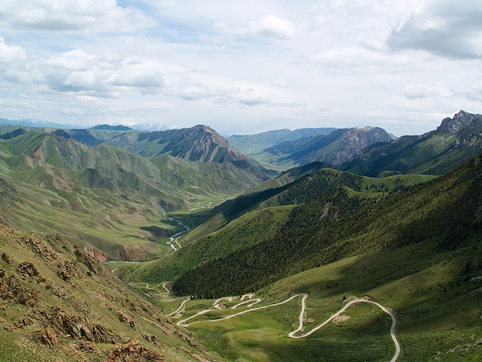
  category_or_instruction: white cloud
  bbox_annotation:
[272,78,289,87]
[403,82,452,100]
[239,90,271,106]
[0,0,157,34]
[0,37,26,64]
[0,1,481,137]
[214,14,294,40]
[387,0,482,59]
[466,83,482,102]
[249,14,295,40]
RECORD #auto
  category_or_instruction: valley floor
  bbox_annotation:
[129,239,482,362]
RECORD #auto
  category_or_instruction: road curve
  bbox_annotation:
[175,294,400,362]
[166,297,191,317]
[289,297,400,362]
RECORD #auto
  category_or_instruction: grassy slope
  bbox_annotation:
[227,128,336,157]
[0,224,217,362]
[242,161,338,195]
[118,167,433,285]
[0,131,274,260]
[0,174,181,261]
[253,128,391,171]
[171,152,481,298]
[174,238,481,361]
[227,129,337,171]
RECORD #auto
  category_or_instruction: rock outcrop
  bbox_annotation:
[266,127,393,166]
[26,306,123,344]
[1,253,12,264]
[0,272,38,306]
[438,110,482,133]
[16,262,42,280]
[32,327,61,350]
[107,340,164,361]
[57,260,84,281]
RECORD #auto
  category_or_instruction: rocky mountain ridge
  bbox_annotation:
[437,110,482,133]
[266,127,392,167]
[135,125,251,167]
[343,110,482,176]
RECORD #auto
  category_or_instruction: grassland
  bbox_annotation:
[148,237,482,361]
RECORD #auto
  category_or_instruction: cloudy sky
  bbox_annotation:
[0,0,481,136]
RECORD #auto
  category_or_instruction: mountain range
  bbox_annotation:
[0,118,170,132]
[0,125,274,262]
[342,110,482,176]
[264,126,393,167]
[1,110,482,361]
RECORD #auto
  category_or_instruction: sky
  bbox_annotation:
[0,0,481,136]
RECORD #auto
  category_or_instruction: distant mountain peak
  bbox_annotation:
[128,122,170,132]
[90,124,132,131]
[438,110,482,133]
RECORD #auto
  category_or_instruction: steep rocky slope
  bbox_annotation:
[0,224,219,361]
[105,125,264,170]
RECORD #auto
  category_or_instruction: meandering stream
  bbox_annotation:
[163,212,191,251]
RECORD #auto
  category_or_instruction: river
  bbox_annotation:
[163,212,191,251]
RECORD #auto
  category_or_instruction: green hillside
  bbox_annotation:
[170,237,481,361]
[0,131,274,261]
[171,151,481,298]
[2,114,482,362]
[119,205,294,284]
[104,125,274,172]
[118,166,432,286]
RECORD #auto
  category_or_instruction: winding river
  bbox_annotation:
[163,212,190,251]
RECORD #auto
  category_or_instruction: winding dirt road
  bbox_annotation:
[166,297,191,317]
[174,294,400,362]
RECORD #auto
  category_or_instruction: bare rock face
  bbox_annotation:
[16,262,42,280]
[1,253,12,264]
[107,340,164,362]
[438,110,482,133]
[118,311,136,329]
[32,327,61,350]
[92,324,119,344]
[28,307,122,344]
[77,249,105,275]
[77,340,96,352]
[142,333,164,349]
[26,236,58,261]
[50,283,68,299]
[136,125,252,168]
[333,127,392,165]
[0,273,38,306]
[83,247,111,263]
[57,260,84,281]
